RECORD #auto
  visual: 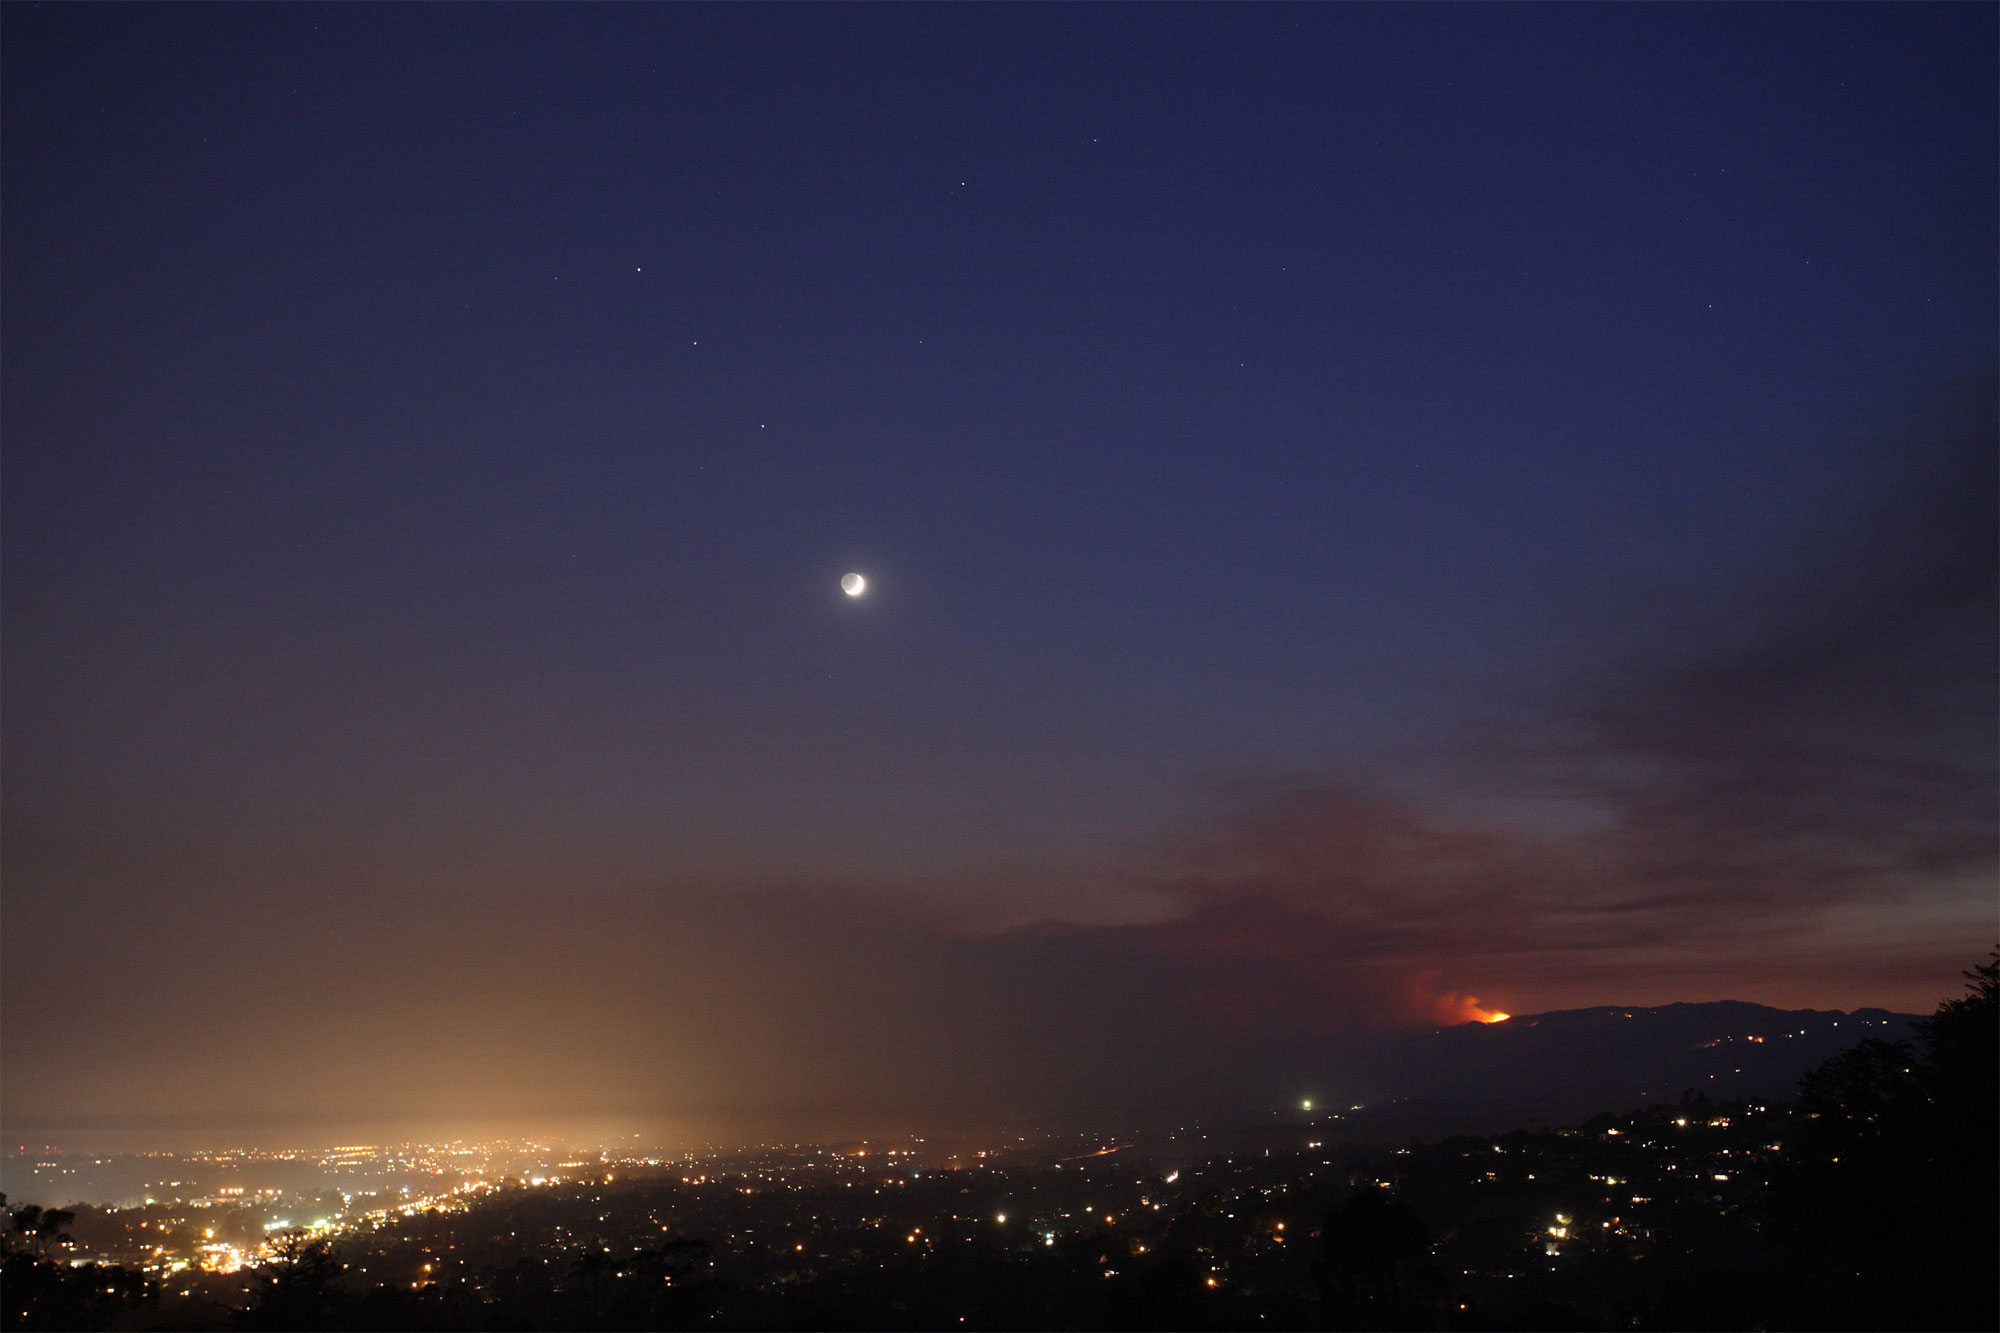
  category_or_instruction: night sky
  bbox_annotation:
[5,4,1995,1149]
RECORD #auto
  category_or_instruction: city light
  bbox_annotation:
[0,1094,1889,1325]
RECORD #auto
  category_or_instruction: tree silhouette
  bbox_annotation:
[237,1230,342,1331]
[1919,950,1998,1159]
[2,1198,151,1333]
[1313,1187,1447,1330]
[1774,948,1999,1330]
[3,1201,74,1262]
[1914,949,1998,1330]
[570,1246,614,1328]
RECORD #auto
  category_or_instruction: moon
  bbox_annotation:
[840,572,866,597]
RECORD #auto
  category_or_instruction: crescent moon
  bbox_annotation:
[841,572,866,597]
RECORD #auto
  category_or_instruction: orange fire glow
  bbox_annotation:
[1433,992,1510,1025]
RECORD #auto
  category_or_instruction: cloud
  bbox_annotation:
[1551,379,1997,915]
[1003,378,1999,1032]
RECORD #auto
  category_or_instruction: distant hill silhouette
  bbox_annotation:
[1342,1001,1921,1138]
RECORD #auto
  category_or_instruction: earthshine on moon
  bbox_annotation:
[841,572,866,597]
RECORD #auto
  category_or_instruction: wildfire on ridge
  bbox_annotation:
[1434,992,1510,1025]
[1409,967,1512,1026]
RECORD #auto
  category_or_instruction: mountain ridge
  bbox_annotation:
[1337,999,1924,1139]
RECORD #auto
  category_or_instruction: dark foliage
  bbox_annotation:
[1314,1188,1447,1330]
[235,1233,343,1331]
[1769,949,1998,1330]
[1,1254,152,1332]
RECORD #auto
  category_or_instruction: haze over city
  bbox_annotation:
[4,4,1994,1157]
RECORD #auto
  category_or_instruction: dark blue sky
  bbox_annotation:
[5,4,1994,1146]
